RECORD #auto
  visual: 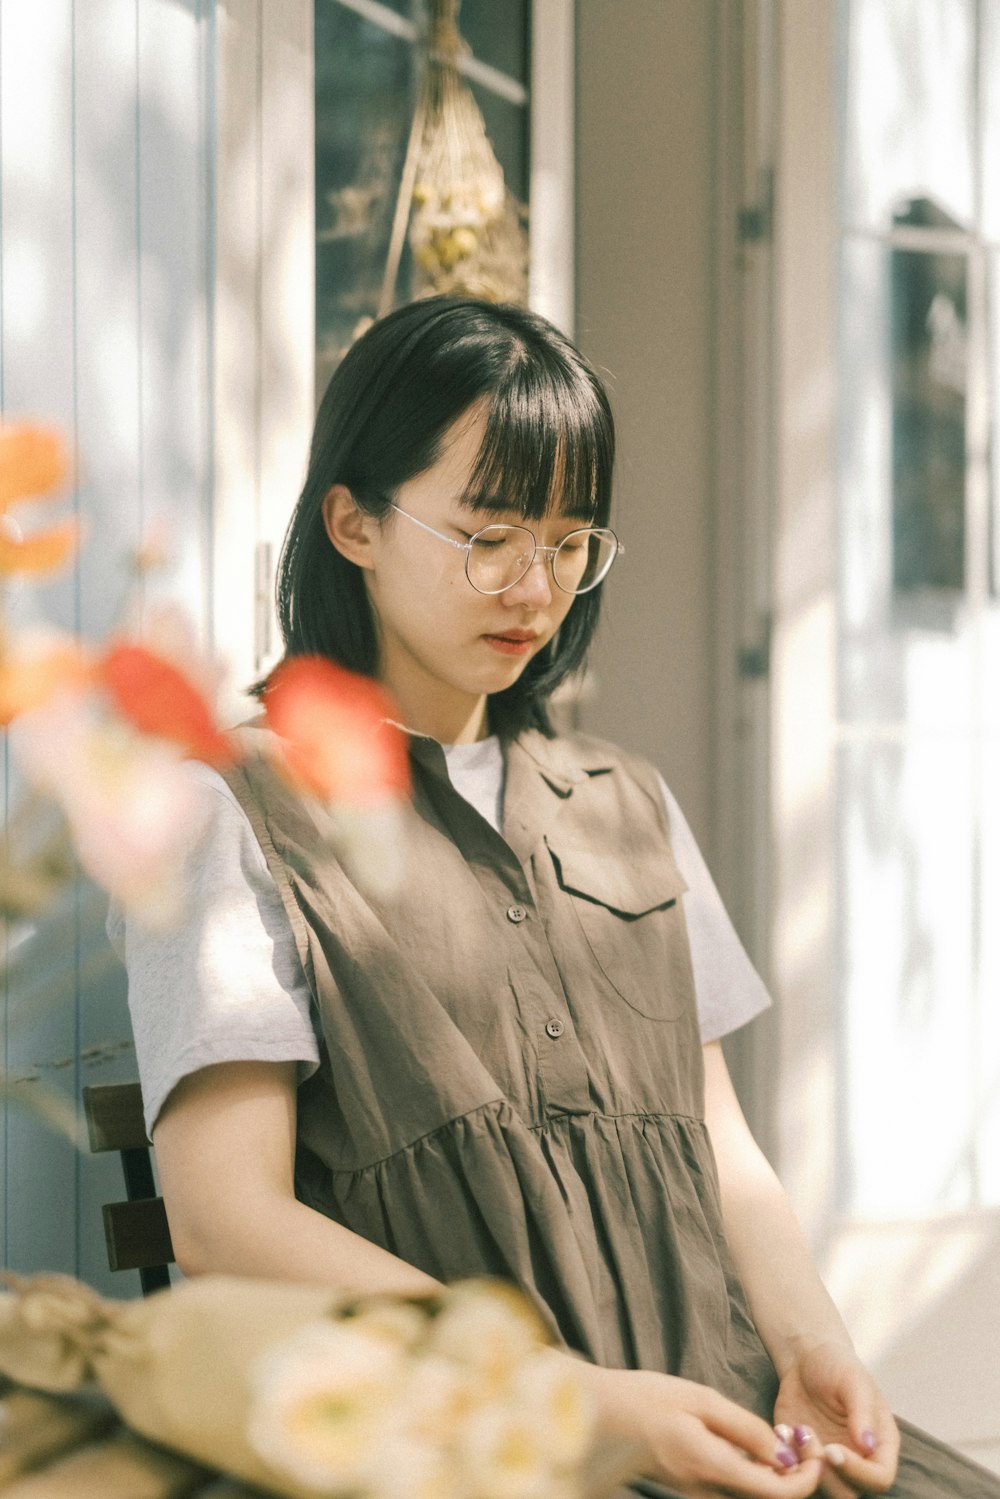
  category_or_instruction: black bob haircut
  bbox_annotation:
[271,295,616,739]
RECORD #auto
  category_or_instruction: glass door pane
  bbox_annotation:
[842,0,976,231]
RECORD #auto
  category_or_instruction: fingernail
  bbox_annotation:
[775,1443,799,1469]
[825,1443,846,1467]
[793,1424,814,1447]
[774,1423,794,1443]
[861,1429,878,1454]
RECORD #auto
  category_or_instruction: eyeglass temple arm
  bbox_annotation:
[388,503,470,553]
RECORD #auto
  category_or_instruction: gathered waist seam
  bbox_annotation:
[319,1099,708,1179]
[529,1108,704,1133]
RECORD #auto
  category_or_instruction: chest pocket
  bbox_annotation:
[546,839,692,1021]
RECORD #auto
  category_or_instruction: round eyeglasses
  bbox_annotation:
[387,503,624,596]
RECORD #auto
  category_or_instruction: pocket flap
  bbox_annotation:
[546,839,688,917]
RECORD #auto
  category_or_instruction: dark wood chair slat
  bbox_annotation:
[84,1081,176,1296]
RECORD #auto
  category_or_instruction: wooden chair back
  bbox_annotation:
[82,1081,174,1295]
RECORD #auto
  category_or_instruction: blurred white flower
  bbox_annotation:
[340,1298,428,1353]
[397,1353,481,1445]
[425,1282,543,1388]
[10,691,209,929]
[247,1284,596,1499]
[249,1319,404,1492]
[459,1401,569,1499]
[512,1353,594,1469]
[364,1430,464,1499]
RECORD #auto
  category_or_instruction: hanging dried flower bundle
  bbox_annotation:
[379,0,528,314]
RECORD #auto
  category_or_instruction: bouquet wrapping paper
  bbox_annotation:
[0,1274,640,1499]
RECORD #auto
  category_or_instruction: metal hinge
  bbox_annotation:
[738,614,772,680]
[738,166,775,244]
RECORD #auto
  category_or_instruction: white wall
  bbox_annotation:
[574,0,721,857]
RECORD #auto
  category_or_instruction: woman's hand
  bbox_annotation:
[576,1362,823,1499]
[774,1342,900,1497]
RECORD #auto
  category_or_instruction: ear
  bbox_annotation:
[322,484,376,570]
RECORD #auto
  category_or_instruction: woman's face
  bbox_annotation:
[337,405,581,744]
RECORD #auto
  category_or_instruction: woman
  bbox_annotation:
[114,296,999,1499]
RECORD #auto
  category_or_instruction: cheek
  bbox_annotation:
[552,591,578,631]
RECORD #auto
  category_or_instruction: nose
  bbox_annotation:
[502,550,554,608]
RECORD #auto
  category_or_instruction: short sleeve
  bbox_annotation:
[106,763,320,1135]
[658,775,772,1042]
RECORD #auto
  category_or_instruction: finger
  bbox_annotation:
[700,1394,810,1475]
[817,1462,861,1499]
[693,1430,823,1499]
[848,1408,900,1471]
[822,1440,897,1495]
[783,1422,825,1466]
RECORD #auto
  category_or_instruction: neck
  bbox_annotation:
[388,689,490,745]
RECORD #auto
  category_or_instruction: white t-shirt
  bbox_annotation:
[108,739,771,1134]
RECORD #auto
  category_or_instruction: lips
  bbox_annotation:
[482,630,539,656]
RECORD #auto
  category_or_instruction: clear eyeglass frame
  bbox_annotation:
[387,502,624,596]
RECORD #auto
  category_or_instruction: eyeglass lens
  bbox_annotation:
[467,525,618,595]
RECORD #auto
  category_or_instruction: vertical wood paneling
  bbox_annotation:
[72,0,144,1294]
[213,0,313,711]
[1,0,213,1295]
[212,0,261,711]
[1,0,312,1292]
[1,0,80,1279]
[258,0,313,660]
[138,0,211,632]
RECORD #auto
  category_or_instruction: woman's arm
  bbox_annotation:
[703,1040,899,1496]
[702,1041,852,1373]
[152,1059,440,1296]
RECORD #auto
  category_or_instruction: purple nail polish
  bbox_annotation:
[775,1443,798,1469]
[793,1424,813,1447]
[774,1423,794,1443]
[861,1429,878,1454]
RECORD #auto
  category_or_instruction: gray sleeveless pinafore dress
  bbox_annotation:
[225,728,999,1499]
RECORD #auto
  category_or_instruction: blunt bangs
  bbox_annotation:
[464,342,614,526]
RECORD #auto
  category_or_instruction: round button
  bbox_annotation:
[506,904,528,924]
[545,1017,565,1039]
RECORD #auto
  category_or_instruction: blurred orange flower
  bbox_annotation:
[0,423,69,507]
[0,517,80,576]
[0,632,93,725]
[99,641,239,769]
[263,656,410,808]
[0,421,78,576]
